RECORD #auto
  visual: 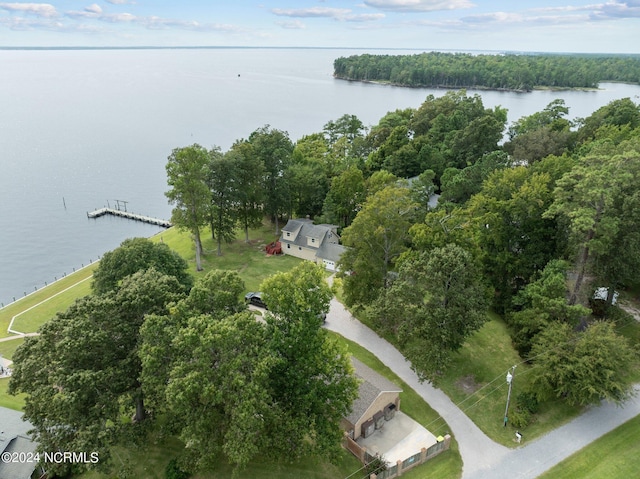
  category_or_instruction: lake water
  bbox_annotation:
[1,47,639,306]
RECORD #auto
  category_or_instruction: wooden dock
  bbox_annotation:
[87,208,172,228]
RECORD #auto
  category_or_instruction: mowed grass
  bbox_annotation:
[0,338,26,411]
[0,263,97,338]
[159,224,304,293]
[537,414,640,479]
[437,312,582,447]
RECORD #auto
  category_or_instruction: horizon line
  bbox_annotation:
[0,45,638,56]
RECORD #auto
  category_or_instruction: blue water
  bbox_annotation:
[1,47,639,306]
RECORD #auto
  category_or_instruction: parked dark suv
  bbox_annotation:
[245,291,267,309]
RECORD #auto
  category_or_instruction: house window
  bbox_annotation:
[287,243,290,249]
[311,238,315,243]
[286,232,291,237]
[299,247,302,250]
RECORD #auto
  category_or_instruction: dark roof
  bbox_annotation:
[0,406,37,479]
[281,218,311,233]
[345,358,402,425]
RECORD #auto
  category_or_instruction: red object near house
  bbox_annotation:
[265,241,282,255]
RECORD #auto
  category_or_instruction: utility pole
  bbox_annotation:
[503,365,516,427]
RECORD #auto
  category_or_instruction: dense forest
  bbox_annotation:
[9,90,640,477]
[333,52,640,91]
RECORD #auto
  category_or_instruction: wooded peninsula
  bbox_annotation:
[333,52,640,91]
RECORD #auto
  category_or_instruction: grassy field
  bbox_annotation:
[158,224,303,293]
[437,312,583,447]
[0,338,25,410]
[0,263,97,338]
[537,414,640,479]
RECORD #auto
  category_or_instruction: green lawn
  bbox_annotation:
[0,337,24,360]
[0,338,26,411]
[537,414,640,479]
[80,437,362,479]
[0,379,25,410]
[0,263,97,338]
[436,313,583,447]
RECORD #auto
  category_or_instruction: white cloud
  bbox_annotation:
[0,2,57,18]
[345,13,386,22]
[276,20,306,29]
[85,4,102,15]
[270,6,384,22]
[270,7,352,19]
[363,0,474,12]
[105,0,135,4]
[596,0,640,18]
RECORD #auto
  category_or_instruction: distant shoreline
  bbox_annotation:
[333,76,606,93]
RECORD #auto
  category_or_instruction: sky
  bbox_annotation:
[0,1,639,53]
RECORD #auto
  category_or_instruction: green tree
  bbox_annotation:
[322,165,366,228]
[165,312,274,471]
[469,166,560,312]
[142,263,358,472]
[287,158,329,218]
[439,151,510,204]
[384,245,489,381]
[229,140,265,243]
[249,126,293,234]
[139,270,246,416]
[92,237,192,295]
[206,149,240,256]
[181,269,245,318]
[508,260,589,356]
[544,147,640,305]
[261,262,359,461]
[9,269,185,476]
[340,185,418,306]
[529,321,635,406]
[166,144,212,271]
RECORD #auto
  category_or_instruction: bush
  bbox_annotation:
[165,459,190,479]
[516,391,539,414]
[509,408,532,429]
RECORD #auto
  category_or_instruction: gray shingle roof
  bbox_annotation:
[346,358,402,425]
[281,218,310,233]
[315,242,346,263]
[0,406,37,479]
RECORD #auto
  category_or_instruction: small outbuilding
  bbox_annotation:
[342,358,402,441]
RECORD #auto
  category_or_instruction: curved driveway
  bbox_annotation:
[325,296,640,478]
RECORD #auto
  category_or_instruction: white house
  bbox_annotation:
[280,218,347,271]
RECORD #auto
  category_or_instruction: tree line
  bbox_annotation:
[334,52,640,91]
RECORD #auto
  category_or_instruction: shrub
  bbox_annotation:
[509,408,532,429]
[516,391,539,414]
[165,459,190,479]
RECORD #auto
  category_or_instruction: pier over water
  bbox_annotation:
[87,208,172,228]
